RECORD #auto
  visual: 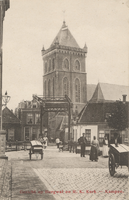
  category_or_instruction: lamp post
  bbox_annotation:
[1,91,11,130]
[0,91,10,159]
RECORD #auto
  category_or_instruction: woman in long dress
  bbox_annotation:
[90,136,99,162]
[102,136,109,157]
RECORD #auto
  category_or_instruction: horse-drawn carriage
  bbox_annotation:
[29,140,43,160]
[109,144,129,176]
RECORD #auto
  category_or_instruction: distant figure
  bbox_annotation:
[59,141,63,152]
[43,136,48,149]
[78,133,87,157]
[56,138,60,148]
[90,136,99,162]
[117,134,122,144]
[102,136,109,157]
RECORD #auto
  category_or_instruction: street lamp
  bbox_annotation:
[2,91,11,106]
[0,91,11,159]
[1,91,11,130]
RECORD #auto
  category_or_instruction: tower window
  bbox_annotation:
[48,59,51,72]
[63,58,69,70]
[44,80,47,96]
[75,60,80,71]
[53,78,54,96]
[48,79,51,96]
[63,77,69,96]
[52,58,55,70]
[75,78,80,102]
[45,62,47,73]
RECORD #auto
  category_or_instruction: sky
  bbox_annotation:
[2,0,129,111]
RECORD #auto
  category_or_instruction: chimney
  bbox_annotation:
[122,95,127,103]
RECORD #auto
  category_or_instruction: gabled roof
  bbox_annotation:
[90,83,129,103]
[50,21,80,48]
[2,107,20,124]
[79,102,129,124]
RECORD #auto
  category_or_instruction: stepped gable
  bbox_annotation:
[50,21,80,48]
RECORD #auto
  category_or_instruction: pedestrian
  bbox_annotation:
[43,136,48,149]
[78,133,87,157]
[90,136,99,162]
[102,135,109,157]
[56,137,60,148]
[59,141,63,152]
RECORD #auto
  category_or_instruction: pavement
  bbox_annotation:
[0,145,129,200]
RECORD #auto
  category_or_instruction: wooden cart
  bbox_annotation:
[109,144,129,176]
[29,140,43,160]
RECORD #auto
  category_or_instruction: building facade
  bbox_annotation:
[15,99,41,141]
[2,107,21,141]
[42,21,87,113]
[70,83,129,147]
[41,21,87,139]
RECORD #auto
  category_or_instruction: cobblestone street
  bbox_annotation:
[2,146,129,200]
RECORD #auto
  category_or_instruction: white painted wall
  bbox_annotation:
[72,125,98,142]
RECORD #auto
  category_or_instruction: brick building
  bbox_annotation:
[15,99,41,141]
[2,107,21,141]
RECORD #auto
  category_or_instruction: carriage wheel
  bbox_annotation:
[29,149,31,160]
[109,153,115,176]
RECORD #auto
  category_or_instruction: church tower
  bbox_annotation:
[42,21,87,113]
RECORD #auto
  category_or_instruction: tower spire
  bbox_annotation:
[62,10,66,22]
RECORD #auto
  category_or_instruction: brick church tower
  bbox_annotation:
[42,21,87,114]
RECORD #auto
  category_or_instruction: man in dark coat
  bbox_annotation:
[78,133,87,157]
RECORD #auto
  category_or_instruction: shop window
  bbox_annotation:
[85,129,91,145]
[99,130,105,146]
[27,113,33,124]
[32,128,36,140]
[25,127,29,140]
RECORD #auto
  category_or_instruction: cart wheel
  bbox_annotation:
[29,149,31,160]
[109,153,115,176]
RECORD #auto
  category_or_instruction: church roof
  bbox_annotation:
[90,83,105,103]
[50,21,80,48]
[89,83,129,103]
